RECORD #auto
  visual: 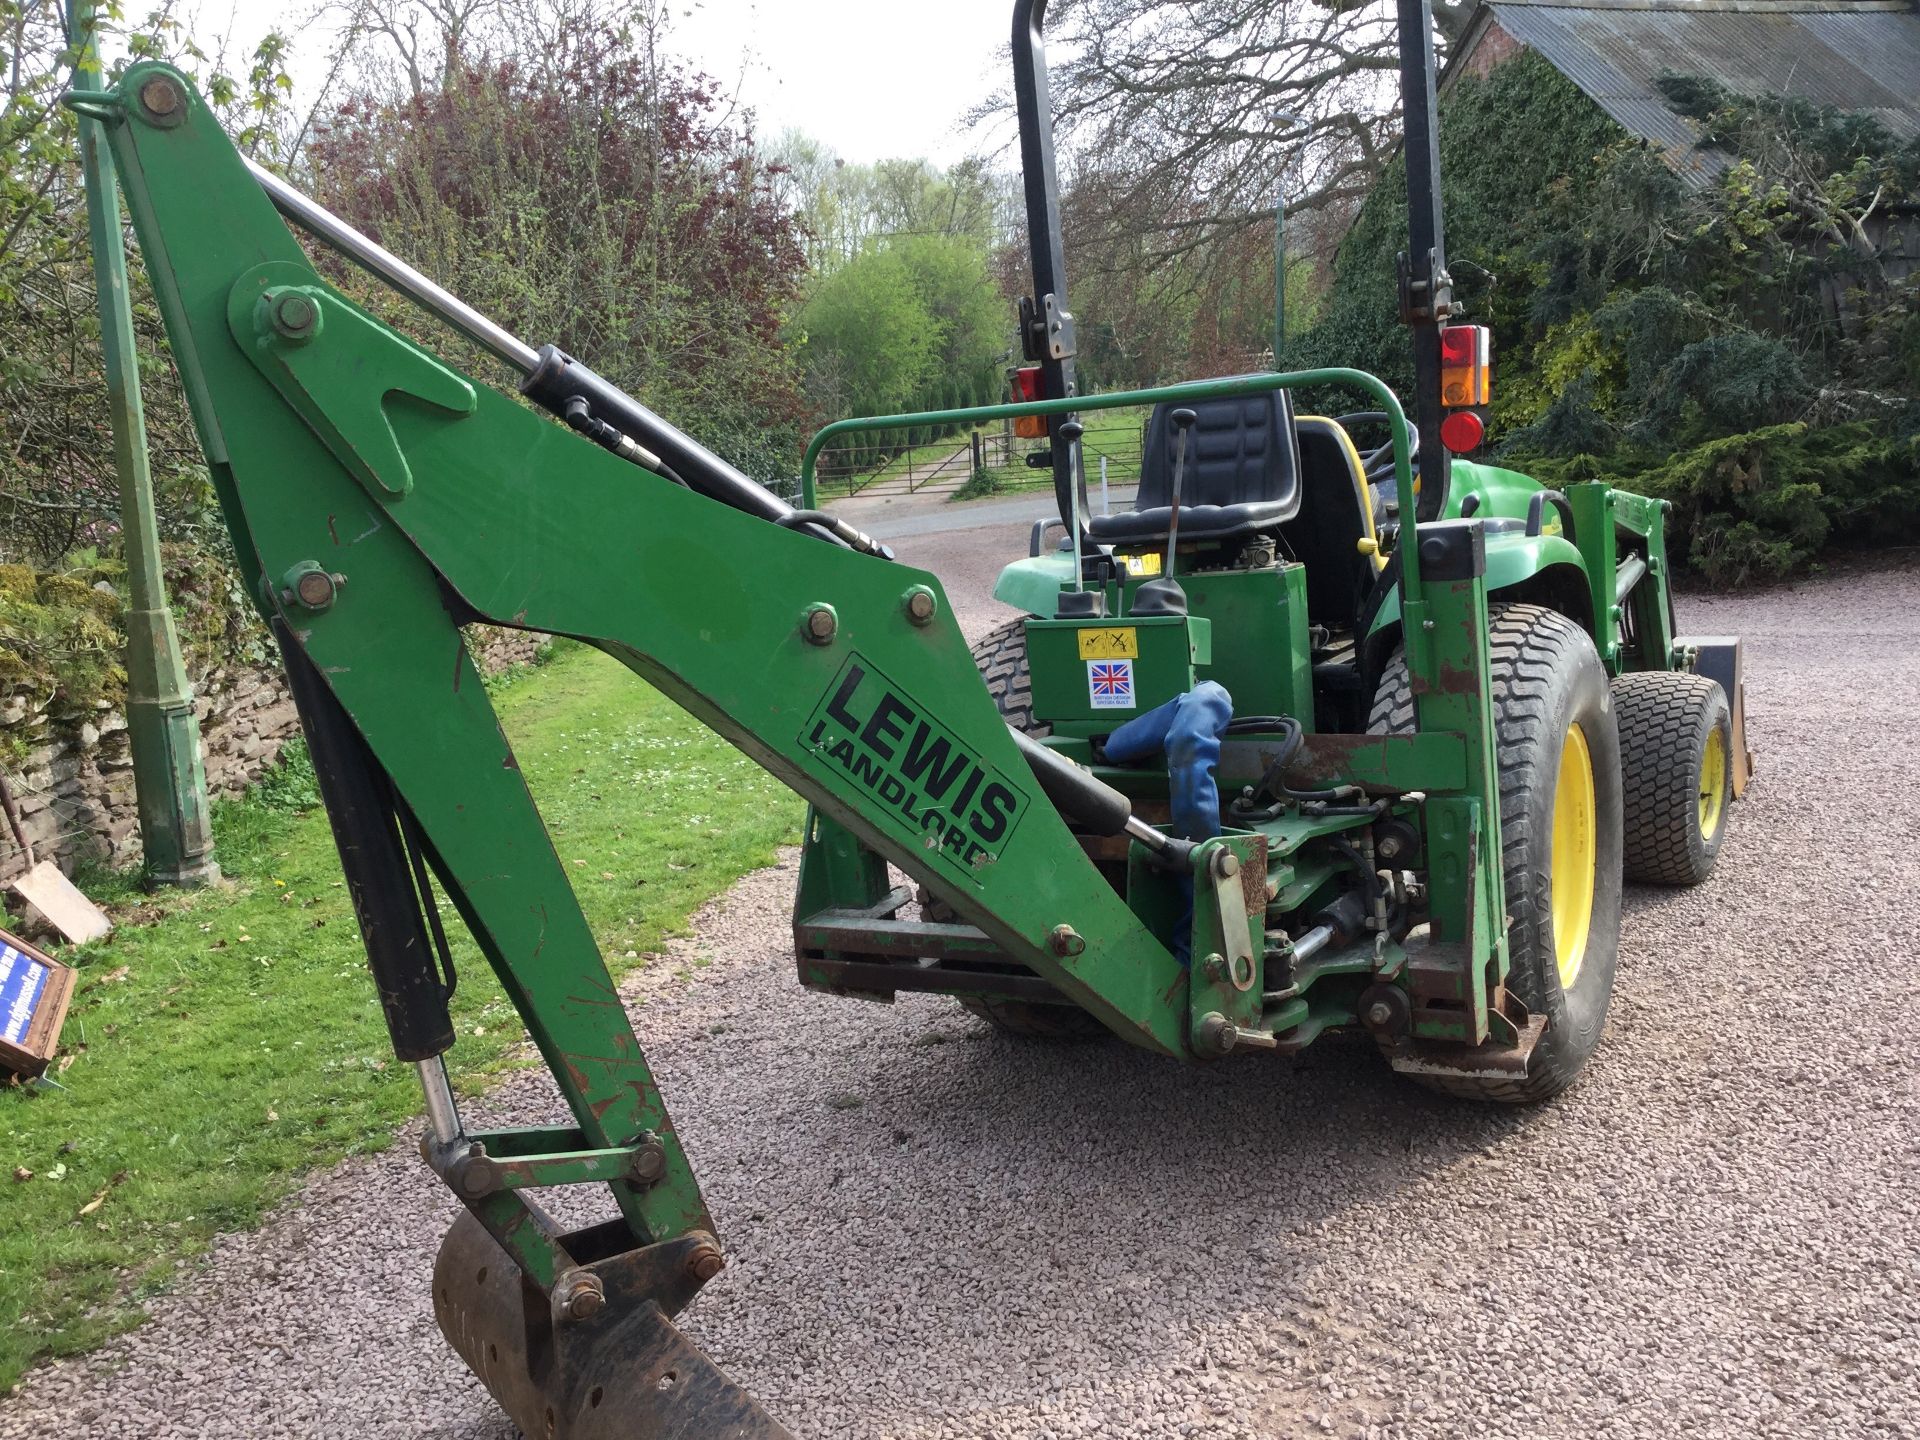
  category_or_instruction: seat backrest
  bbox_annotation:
[1282,417,1384,627]
[1137,389,1302,513]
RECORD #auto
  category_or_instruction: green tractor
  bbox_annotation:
[792,0,1750,1101]
[71,0,1747,1433]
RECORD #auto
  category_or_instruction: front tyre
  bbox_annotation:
[1613,671,1732,886]
[1371,603,1625,1102]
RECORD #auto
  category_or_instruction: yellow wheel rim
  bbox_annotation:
[1699,726,1728,840]
[1551,723,1597,990]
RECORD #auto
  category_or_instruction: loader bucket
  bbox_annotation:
[433,1211,794,1439]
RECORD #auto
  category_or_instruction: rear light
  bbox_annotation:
[1011,365,1047,439]
[1439,409,1485,454]
[1439,324,1490,408]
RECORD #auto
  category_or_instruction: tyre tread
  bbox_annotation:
[1369,603,1610,1104]
[1613,670,1727,886]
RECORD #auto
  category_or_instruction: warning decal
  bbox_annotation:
[1076,626,1139,660]
[1087,659,1135,710]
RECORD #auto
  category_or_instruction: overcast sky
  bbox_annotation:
[664,1,1015,163]
[231,0,1019,165]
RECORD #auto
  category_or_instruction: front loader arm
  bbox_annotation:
[98,58,1187,1252]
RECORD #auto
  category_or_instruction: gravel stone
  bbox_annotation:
[2,538,1915,1440]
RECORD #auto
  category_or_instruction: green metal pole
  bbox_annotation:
[71,2,217,887]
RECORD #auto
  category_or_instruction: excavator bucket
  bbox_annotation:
[432,1212,794,1439]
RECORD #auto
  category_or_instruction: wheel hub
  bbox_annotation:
[1551,723,1597,988]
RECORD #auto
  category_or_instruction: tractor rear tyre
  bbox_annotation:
[947,621,1105,1041]
[1371,603,1624,1102]
[1613,671,1732,886]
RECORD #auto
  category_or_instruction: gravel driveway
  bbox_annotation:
[3,530,1915,1440]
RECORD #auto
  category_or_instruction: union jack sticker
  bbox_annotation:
[1087,658,1135,710]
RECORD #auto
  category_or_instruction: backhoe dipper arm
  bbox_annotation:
[94,59,1189,1314]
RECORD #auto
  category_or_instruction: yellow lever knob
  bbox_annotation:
[1355,537,1380,558]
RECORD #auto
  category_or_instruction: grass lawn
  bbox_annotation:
[0,643,803,1392]
[949,463,1052,502]
[948,407,1151,505]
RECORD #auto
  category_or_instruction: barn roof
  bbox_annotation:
[1449,0,1920,186]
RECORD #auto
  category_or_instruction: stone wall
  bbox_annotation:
[0,626,546,884]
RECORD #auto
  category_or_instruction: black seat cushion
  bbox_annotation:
[1283,417,1379,628]
[1089,388,1302,547]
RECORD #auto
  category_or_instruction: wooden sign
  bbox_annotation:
[1,926,76,1081]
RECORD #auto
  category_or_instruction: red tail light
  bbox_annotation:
[1439,325,1491,408]
[1011,366,1047,438]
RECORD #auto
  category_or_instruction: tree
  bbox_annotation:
[993,0,1471,276]
[767,135,1021,275]
[305,7,810,480]
[795,246,938,418]
[1294,50,1920,585]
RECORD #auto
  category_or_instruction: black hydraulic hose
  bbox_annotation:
[777,510,895,560]
[1332,838,1384,914]
[1239,717,1307,804]
[398,805,458,1004]
[521,344,851,551]
[560,396,689,487]
[1223,716,1294,735]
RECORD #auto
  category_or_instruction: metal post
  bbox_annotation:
[1274,186,1286,363]
[1396,0,1453,523]
[72,3,217,887]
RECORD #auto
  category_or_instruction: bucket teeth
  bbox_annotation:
[434,1211,794,1439]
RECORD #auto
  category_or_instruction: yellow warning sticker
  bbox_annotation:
[1121,552,1163,577]
[1076,626,1139,660]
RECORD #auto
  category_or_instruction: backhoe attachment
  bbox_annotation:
[81,58,1205,1437]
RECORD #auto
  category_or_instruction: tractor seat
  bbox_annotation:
[1089,389,1302,547]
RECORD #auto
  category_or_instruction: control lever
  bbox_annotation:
[1129,407,1196,618]
[1064,420,1086,590]
[1055,419,1104,618]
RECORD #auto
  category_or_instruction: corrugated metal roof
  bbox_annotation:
[1473,0,1920,186]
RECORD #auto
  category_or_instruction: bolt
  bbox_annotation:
[1047,924,1085,958]
[557,1271,605,1322]
[138,76,182,118]
[631,1138,667,1184]
[293,569,335,610]
[1196,1011,1236,1056]
[1202,953,1227,982]
[1366,1000,1395,1028]
[802,603,837,645]
[269,291,320,342]
[1213,849,1240,878]
[685,1239,726,1283]
[902,586,937,625]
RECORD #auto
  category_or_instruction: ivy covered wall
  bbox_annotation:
[1289,48,1920,585]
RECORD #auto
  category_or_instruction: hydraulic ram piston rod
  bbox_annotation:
[245,157,539,374]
